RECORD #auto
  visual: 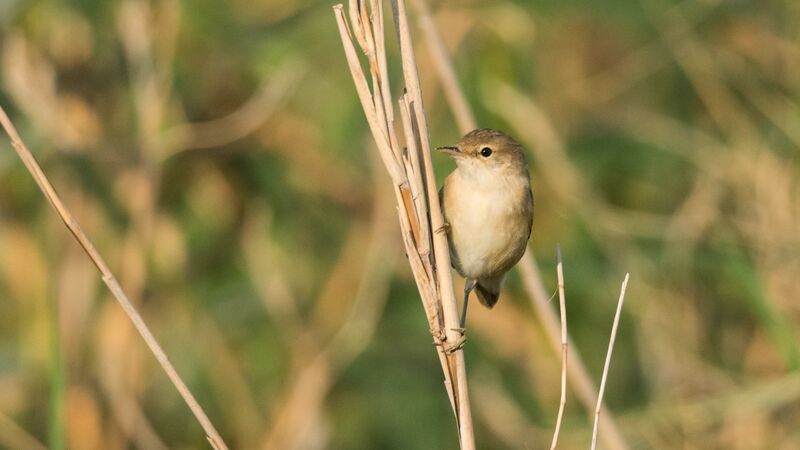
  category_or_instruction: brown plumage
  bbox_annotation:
[438,128,533,326]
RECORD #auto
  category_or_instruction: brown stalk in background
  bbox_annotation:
[256,150,400,450]
[0,107,228,450]
[333,0,475,447]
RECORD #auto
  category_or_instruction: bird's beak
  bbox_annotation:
[437,145,463,158]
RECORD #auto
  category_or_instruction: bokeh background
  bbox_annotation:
[1,0,799,448]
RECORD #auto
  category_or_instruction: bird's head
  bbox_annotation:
[437,128,527,174]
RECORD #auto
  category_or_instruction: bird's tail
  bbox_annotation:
[475,276,504,308]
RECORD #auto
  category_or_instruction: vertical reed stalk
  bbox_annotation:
[333,1,475,447]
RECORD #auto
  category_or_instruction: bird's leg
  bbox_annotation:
[445,279,474,353]
[458,279,475,332]
[443,280,473,353]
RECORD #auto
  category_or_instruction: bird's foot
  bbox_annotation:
[434,222,451,235]
[443,331,466,354]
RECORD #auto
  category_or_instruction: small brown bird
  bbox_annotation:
[438,128,533,329]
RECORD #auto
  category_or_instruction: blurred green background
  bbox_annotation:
[1,0,799,448]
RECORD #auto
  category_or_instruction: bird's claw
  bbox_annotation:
[443,332,466,353]
[435,222,451,235]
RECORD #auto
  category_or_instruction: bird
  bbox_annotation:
[438,128,533,330]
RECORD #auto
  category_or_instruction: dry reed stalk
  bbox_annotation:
[591,274,630,450]
[407,1,630,448]
[549,245,568,450]
[332,1,475,447]
[0,107,228,450]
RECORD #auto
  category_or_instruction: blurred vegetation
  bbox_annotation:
[1,0,799,449]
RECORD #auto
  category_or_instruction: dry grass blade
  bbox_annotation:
[332,1,475,448]
[549,245,568,450]
[0,106,229,450]
[591,273,630,450]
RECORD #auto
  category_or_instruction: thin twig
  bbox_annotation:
[0,106,228,450]
[591,273,630,450]
[549,245,568,450]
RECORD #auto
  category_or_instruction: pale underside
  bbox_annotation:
[441,161,533,306]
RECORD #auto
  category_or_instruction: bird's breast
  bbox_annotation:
[443,170,532,279]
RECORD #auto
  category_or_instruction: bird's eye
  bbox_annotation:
[480,147,493,157]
